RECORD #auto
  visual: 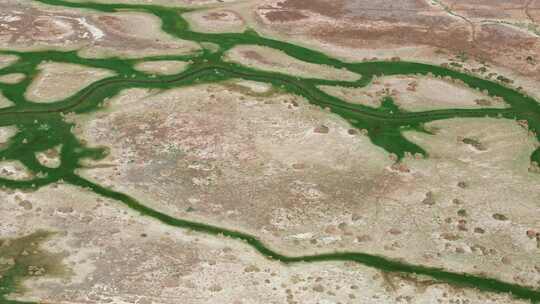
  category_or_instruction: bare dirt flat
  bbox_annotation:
[320,75,506,111]
[224,44,361,81]
[248,0,540,98]
[134,60,190,75]
[0,93,14,108]
[183,9,246,33]
[71,84,540,291]
[0,55,18,69]
[1,184,527,304]
[26,62,116,103]
[0,2,200,57]
[0,0,539,303]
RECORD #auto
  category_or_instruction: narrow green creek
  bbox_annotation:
[0,0,539,302]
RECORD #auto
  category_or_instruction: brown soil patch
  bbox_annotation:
[201,10,242,22]
[264,10,308,22]
[240,50,273,65]
[276,0,347,18]
[256,0,540,81]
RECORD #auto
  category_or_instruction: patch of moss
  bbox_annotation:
[0,231,68,303]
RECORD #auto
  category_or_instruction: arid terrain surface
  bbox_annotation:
[0,0,539,304]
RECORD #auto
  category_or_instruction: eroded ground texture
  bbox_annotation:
[0,0,540,304]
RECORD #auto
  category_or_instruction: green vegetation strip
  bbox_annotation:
[70,174,540,302]
[0,0,538,302]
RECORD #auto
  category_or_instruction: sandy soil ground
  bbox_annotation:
[0,1,539,303]
[0,125,17,143]
[231,0,540,100]
[319,75,506,111]
[71,83,540,289]
[224,45,361,81]
[0,2,200,58]
[25,62,116,103]
[0,160,34,181]
[35,145,62,168]
[0,92,14,108]
[0,183,527,304]
[0,73,25,84]
[134,60,190,76]
[183,9,246,33]
[0,54,18,70]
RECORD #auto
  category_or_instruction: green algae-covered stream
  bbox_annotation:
[0,0,540,302]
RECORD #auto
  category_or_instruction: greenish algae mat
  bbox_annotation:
[0,0,539,302]
[0,231,67,304]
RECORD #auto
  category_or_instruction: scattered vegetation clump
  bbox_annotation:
[422,191,436,205]
[456,51,469,62]
[313,125,329,134]
[496,75,513,84]
[477,66,488,73]
[462,138,487,151]
[492,213,509,221]
[452,198,464,205]
[474,227,485,234]
[474,99,492,106]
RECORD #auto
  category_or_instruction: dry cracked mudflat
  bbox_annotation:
[0,0,540,304]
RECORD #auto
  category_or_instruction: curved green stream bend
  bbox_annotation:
[0,0,539,302]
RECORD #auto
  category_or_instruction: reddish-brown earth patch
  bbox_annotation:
[240,50,274,65]
[275,0,347,18]
[440,0,538,20]
[0,3,198,55]
[204,12,229,20]
[263,10,308,22]
[255,0,540,81]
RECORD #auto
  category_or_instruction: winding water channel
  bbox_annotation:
[0,0,540,302]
